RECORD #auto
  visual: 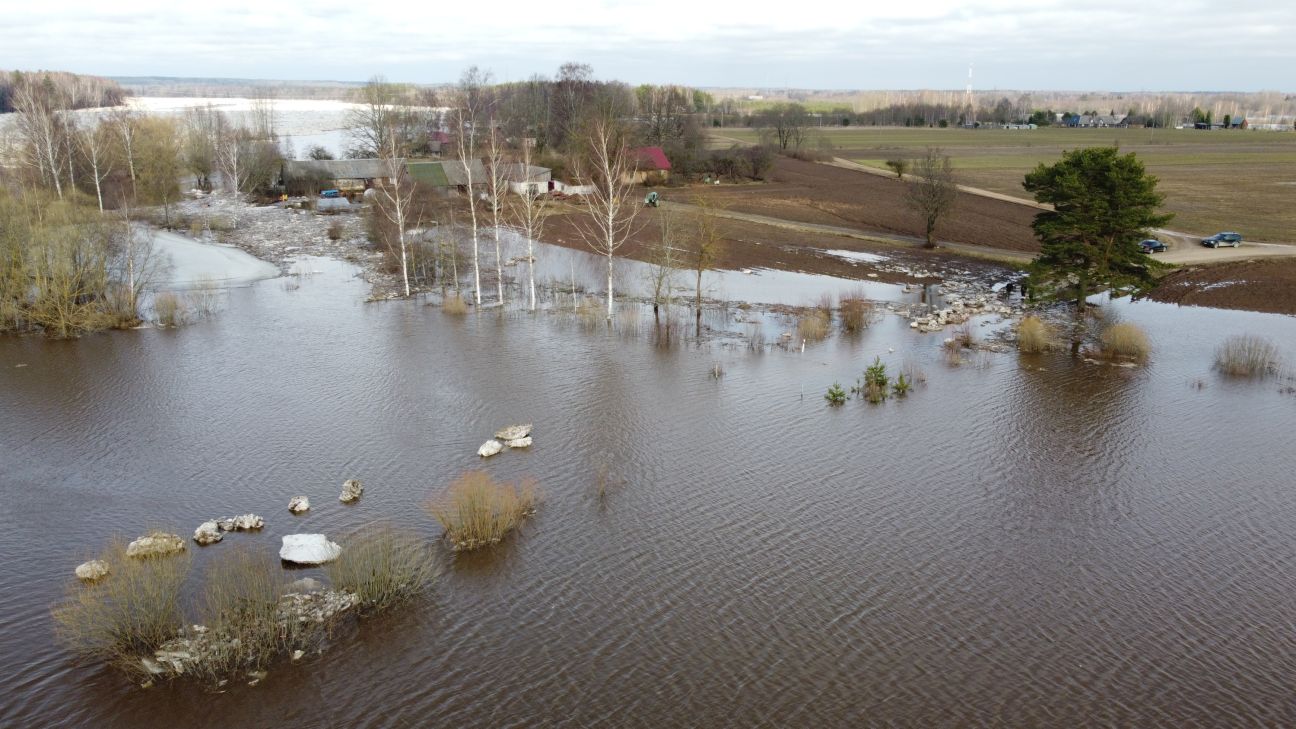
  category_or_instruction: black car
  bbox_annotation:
[1139,238,1168,253]
[1201,232,1243,248]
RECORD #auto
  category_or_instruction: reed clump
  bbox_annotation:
[442,294,468,315]
[426,472,540,551]
[1099,322,1150,361]
[52,541,191,677]
[1017,315,1056,353]
[1214,334,1281,377]
[153,292,186,327]
[797,310,829,341]
[189,547,293,685]
[326,220,345,241]
[839,295,871,333]
[326,526,437,613]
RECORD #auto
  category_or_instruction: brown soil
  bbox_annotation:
[541,202,1010,287]
[677,157,1041,252]
[1150,258,1296,315]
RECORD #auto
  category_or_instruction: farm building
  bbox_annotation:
[405,160,552,196]
[501,163,552,196]
[405,159,488,193]
[627,146,672,184]
[1066,114,1127,128]
[280,159,402,196]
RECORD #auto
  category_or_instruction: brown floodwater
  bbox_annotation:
[3,257,1296,728]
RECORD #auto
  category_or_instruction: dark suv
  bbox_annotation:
[1201,232,1242,248]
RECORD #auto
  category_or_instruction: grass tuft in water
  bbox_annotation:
[1214,334,1281,377]
[426,472,540,551]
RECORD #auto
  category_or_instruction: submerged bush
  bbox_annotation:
[839,295,871,333]
[1215,334,1281,377]
[426,472,539,551]
[853,356,890,403]
[1017,315,1056,353]
[326,220,345,241]
[442,294,468,315]
[52,541,191,677]
[825,382,848,405]
[190,547,291,684]
[1099,322,1150,361]
[892,372,912,397]
[153,292,186,327]
[326,526,436,613]
[798,310,829,341]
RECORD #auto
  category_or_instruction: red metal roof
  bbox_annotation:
[632,146,672,171]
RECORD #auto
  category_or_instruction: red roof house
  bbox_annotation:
[632,146,672,171]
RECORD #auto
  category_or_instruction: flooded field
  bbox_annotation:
[3,256,1296,727]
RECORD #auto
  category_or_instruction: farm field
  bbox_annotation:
[713,127,1296,242]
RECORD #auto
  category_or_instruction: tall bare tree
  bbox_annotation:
[106,107,139,185]
[688,198,725,335]
[12,78,66,198]
[182,104,224,192]
[78,121,115,212]
[373,131,418,297]
[508,139,551,311]
[573,118,641,321]
[449,67,492,305]
[645,213,680,321]
[483,121,510,305]
[136,117,184,226]
[905,147,958,248]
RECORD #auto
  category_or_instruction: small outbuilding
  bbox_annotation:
[280,159,403,196]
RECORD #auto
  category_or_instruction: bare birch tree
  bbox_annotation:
[106,107,139,185]
[373,131,417,297]
[483,121,510,305]
[573,118,641,322]
[78,121,115,212]
[508,139,551,311]
[12,79,65,198]
[449,67,491,305]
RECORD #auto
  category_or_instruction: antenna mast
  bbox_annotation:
[965,62,975,127]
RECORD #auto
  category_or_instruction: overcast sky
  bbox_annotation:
[5,0,1293,91]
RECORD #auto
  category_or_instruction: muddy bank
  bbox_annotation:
[542,203,1017,289]
[1150,258,1296,316]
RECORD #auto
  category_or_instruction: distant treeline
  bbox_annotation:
[0,70,126,113]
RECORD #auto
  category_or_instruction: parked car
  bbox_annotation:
[1139,238,1168,253]
[1201,232,1242,248]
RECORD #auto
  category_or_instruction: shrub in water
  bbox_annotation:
[839,295,871,333]
[52,541,191,678]
[327,220,345,241]
[191,546,290,684]
[853,357,890,403]
[1099,322,1150,361]
[442,294,468,315]
[1017,315,1056,353]
[892,372,912,397]
[426,472,539,551]
[153,292,185,327]
[326,525,436,613]
[1214,334,1281,377]
[825,382,848,405]
[798,310,829,341]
